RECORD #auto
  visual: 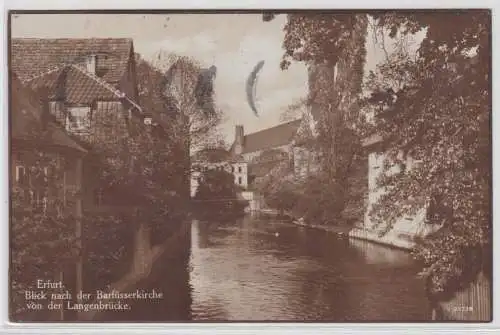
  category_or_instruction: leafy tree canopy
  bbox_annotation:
[364,10,491,297]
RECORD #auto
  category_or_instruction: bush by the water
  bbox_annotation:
[192,169,248,220]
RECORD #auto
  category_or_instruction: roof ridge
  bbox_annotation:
[12,38,135,88]
[244,118,302,138]
[70,64,125,97]
[69,65,143,113]
[20,62,74,84]
[22,62,143,114]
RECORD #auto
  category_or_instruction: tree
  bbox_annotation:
[280,98,307,122]
[271,13,369,226]
[147,51,225,151]
[363,10,491,298]
[11,149,78,320]
[193,169,246,219]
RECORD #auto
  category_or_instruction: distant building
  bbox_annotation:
[229,120,302,187]
[190,148,247,198]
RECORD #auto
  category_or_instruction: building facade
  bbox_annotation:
[230,121,302,187]
[11,72,88,321]
[358,134,439,248]
[12,38,144,143]
[11,38,150,210]
[11,72,88,214]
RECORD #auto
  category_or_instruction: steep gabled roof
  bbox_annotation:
[26,64,120,104]
[11,73,87,154]
[231,119,302,155]
[23,64,142,113]
[11,38,133,84]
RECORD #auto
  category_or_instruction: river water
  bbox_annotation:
[98,214,432,322]
[189,215,432,321]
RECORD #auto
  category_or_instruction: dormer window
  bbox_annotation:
[66,106,91,133]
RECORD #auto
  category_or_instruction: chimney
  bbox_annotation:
[86,54,97,74]
[234,125,244,155]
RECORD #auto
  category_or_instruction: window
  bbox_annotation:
[231,166,234,173]
[15,166,26,185]
[238,166,242,173]
[31,189,48,211]
[66,106,91,133]
[49,101,65,125]
[14,165,51,211]
[238,177,242,185]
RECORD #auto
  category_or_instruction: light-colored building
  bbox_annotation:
[355,134,440,248]
[190,148,247,197]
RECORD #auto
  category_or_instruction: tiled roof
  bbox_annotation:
[26,64,119,104]
[11,38,133,84]
[24,64,142,112]
[192,147,231,163]
[11,73,87,153]
[232,119,302,155]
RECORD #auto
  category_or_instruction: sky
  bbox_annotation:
[11,13,425,144]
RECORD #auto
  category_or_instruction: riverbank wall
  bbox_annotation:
[348,227,415,250]
[79,220,191,321]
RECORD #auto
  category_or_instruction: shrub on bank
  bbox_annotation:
[82,212,135,292]
[193,169,247,221]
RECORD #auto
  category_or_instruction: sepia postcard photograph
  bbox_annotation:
[7,9,492,323]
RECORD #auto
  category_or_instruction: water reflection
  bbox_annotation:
[190,215,431,321]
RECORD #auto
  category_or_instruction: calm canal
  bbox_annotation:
[99,214,432,322]
[189,215,432,321]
